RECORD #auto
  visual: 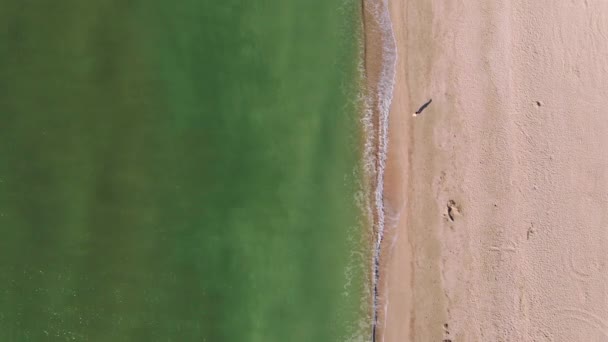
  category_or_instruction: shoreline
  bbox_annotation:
[359,0,397,340]
[367,0,455,340]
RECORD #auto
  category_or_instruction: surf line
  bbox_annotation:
[360,0,397,340]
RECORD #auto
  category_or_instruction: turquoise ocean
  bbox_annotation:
[0,1,372,341]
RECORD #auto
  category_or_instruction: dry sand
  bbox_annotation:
[376,0,608,341]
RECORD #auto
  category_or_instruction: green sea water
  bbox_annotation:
[0,1,369,341]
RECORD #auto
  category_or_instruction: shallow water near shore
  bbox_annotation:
[0,1,370,340]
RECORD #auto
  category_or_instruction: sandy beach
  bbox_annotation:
[373,0,608,340]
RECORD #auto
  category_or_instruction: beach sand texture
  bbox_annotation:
[378,0,608,340]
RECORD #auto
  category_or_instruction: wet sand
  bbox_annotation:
[378,0,608,340]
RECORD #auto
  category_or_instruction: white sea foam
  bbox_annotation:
[342,0,397,339]
[359,0,397,339]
